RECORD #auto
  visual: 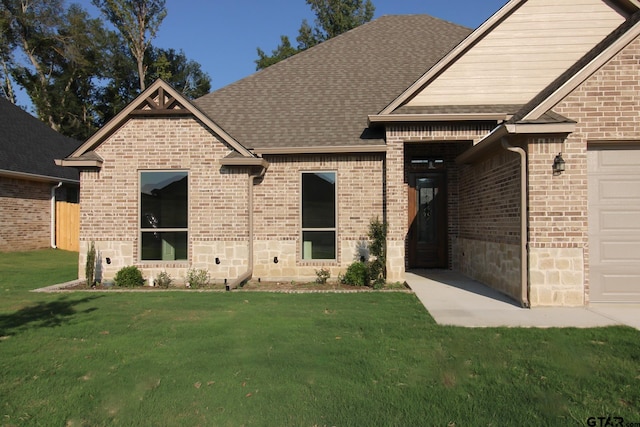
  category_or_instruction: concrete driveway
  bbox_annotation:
[406,270,640,329]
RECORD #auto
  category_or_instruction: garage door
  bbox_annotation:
[588,146,640,302]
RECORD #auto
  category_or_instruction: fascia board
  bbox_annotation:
[253,145,387,155]
[0,168,79,184]
[368,113,509,124]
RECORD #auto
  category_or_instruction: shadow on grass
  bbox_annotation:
[0,295,103,337]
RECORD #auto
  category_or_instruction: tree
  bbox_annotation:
[148,47,211,99]
[0,6,15,102]
[1,0,211,139]
[255,35,300,71]
[1,0,65,125]
[92,0,166,91]
[256,0,375,70]
[1,0,110,137]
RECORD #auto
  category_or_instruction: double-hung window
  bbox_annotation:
[301,171,336,260]
[140,171,188,261]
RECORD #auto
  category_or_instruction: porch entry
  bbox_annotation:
[408,171,448,268]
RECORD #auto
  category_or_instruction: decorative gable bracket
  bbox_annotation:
[130,86,192,116]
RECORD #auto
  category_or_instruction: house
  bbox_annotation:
[0,98,80,252]
[58,0,640,306]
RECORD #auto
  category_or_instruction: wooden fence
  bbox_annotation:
[56,201,79,252]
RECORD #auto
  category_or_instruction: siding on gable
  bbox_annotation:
[408,0,625,107]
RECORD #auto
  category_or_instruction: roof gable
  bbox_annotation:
[382,0,637,115]
[0,97,80,182]
[65,79,255,163]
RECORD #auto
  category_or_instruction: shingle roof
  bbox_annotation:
[0,98,80,181]
[195,15,471,150]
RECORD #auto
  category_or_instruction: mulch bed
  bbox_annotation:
[49,280,410,293]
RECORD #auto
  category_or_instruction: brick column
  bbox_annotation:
[385,131,406,282]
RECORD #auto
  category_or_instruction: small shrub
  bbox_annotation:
[155,271,173,288]
[114,266,144,287]
[85,241,96,286]
[371,276,386,290]
[368,217,387,283]
[186,268,210,289]
[341,262,369,287]
[315,268,331,284]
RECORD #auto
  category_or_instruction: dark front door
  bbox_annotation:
[408,172,448,268]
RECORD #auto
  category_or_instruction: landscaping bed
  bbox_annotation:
[51,278,410,292]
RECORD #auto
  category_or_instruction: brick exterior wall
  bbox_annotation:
[527,36,640,305]
[0,177,52,251]
[79,116,249,281]
[385,123,492,281]
[252,154,384,281]
[458,149,523,301]
[79,116,384,283]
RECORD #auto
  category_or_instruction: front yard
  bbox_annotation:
[1,250,639,426]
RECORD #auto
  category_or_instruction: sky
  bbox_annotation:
[68,0,508,92]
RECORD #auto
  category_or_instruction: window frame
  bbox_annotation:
[300,170,338,262]
[138,170,189,263]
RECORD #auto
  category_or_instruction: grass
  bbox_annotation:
[1,250,639,426]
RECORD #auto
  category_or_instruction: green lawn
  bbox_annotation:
[1,250,639,426]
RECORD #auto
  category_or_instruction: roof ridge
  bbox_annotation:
[196,14,469,102]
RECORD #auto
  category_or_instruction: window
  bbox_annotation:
[301,172,336,260]
[140,171,188,261]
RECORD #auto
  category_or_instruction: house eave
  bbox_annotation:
[54,158,103,168]
[0,168,79,184]
[504,122,576,134]
[368,113,509,125]
[219,157,270,168]
[456,122,576,164]
[253,145,387,155]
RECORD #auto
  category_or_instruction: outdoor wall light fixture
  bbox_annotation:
[215,257,221,265]
[553,152,566,175]
[105,257,111,265]
[273,256,279,264]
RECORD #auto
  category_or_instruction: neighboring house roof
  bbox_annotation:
[194,15,472,152]
[0,97,80,183]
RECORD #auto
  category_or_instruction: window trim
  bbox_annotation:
[300,170,338,262]
[138,169,189,263]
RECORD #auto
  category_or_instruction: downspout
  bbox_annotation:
[501,138,530,308]
[226,165,267,291]
[50,182,63,248]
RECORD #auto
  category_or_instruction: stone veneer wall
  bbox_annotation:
[0,177,51,252]
[527,37,640,305]
[385,124,492,282]
[79,116,249,282]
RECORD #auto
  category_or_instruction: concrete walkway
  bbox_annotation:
[406,270,640,329]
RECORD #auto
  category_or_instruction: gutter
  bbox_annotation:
[501,138,530,308]
[226,164,268,291]
[50,182,63,248]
